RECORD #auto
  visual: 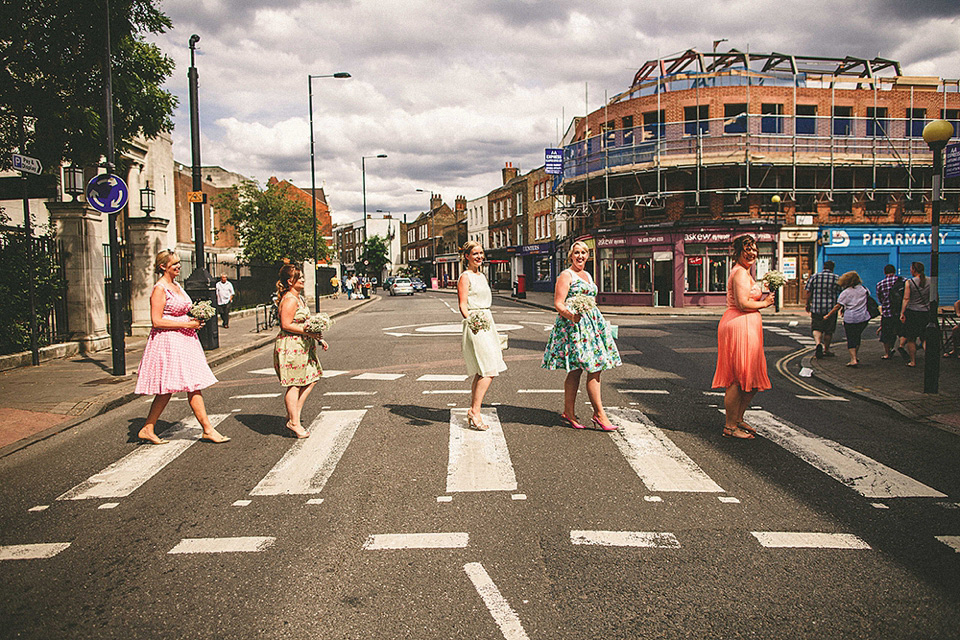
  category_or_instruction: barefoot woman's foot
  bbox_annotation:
[286,421,309,439]
[723,424,755,439]
[137,428,168,445]
[199,429,230,444]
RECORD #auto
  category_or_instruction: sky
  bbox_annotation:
[147,0,960,225]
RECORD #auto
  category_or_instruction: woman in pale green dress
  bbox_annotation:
[458,241,506,430]
[274,264,327,438]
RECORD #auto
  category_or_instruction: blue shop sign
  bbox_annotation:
[517,242,554,256]
[821,225,960,302]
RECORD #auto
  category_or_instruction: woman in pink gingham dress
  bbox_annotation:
[135,250,229,445]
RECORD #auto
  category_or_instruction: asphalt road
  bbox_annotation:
[1,291,959,639]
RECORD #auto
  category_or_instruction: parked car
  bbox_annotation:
[383,276,396,291]
[410,277,427,292]
[389,277,414,296]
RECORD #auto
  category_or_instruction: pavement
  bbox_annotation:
[0,286,957,458]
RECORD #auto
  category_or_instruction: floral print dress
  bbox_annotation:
[274,295,322,387]
[542,273,622,373]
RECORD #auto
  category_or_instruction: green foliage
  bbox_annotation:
[0,0,177,172]
[357,235,390,278]
[0,215,65,355]
[215,180,326,266]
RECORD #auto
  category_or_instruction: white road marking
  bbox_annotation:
[607,407,725,493]
[321,370,349,378]
[570,530,681,548]
[231,393,281,399]
[248,368,276,375]
[418,374,469,382]
[352,373,405,381]
[718,496,741,504]
[617,389,669,395]
[168,537,276,554]
[306,498,324,505]
[423,390,471,395]
[464,562,531,640]
[935,536,960,552]
[518,389,564,394]
[789,321,799,326]
[751,532,871,549]
[743,410,947,499]
[323,391,377,396]
[362,532,469,550]
[232,500,251,507]
[644,496,663,502]
[250,410,366,496]
[97,502,119,510]
[28,505,48,512]
[871,502,889,509]
[0,543,71,560]
[447,409,517,493]
[512,494,527,501]
[702,391,725,397]
[437,496,453,503]
[796,395,849,401]
[57,414,229,500]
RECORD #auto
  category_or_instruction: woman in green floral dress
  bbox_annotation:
[274,264,327,438]
[542,241,621,431]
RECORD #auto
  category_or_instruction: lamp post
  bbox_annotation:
[309,72,351,311]
[362,153,388,251]
[921,119,954,393]
[771,194,782,312]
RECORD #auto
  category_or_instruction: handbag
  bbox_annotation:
[866,294,880,319]
[498,333,509,350]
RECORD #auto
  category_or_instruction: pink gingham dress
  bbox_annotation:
[135,284,218,395]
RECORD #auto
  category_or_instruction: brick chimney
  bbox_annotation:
[455,195,466,212]
[502,162,519,185]
[430,193,443,211]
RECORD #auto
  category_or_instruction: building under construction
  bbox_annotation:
[557,48,960,307]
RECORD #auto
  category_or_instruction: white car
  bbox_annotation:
[389,277,414,296]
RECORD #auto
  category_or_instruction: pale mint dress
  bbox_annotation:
[542,270,622,373]
[461,270,507,377]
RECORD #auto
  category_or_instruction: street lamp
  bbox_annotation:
[362,153,388,249]
[921,118,954,393]
[139,184,156,215]
[308,71,351,311]
[63,166,85,201]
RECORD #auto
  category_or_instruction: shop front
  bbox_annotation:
[485,248,512,291]
[518,242,556,292]
[435,255,460,288]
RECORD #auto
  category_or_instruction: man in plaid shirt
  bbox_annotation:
[875,264,903,359]
[805,261,841,358]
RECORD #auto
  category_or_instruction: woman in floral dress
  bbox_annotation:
[135,250,229,444]
[542,241,621,431]
[274,264,327,438]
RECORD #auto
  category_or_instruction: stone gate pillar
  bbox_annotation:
[128,216,170,336]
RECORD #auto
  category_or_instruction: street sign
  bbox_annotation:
[11,153,42,175]
[86,174,129,214]
[545,148,563,175]
[187,190,206,203]
[946,142,960,179]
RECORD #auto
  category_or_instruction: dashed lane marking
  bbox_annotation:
[750,532,871,549]
[0,543,71,560]
[464,562,531,640]
[362,532,469,550]
[168,537,276,554]
[571,530,681,548]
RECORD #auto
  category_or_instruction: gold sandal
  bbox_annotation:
[467,412,489,431]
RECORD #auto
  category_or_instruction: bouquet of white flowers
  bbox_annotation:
[187,300,216,322]
[761,270,787,290]
[304,313,333,334]
[567,294,596,315]
[467,311,491,334]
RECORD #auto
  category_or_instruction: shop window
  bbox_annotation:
[684,105,709,136]
[536,257,551,282]
[634,258,652,292]
[599,250,614,292]
[833,106,852,136]
[867,107,888,137]
[686,255,705,292]
[906,108,926,138]
[615,250,632,293]
[761,103,783,134]
[708,253,728,292]
[724,104,747,134]
[796,104,817,135]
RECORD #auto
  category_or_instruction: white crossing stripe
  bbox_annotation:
[250,410,366,496]
[321,370,349,378]
[571,530,681,548]
[743,410,947,499]
[796,395,849,401]
[418,374,469,382]
[607,407,724,493]
[447,409,517,493]
[517,389,564,394]
[362,532,469,550]
[352,373,405,381]
[57,414,229,500]
[231,393,281,399]
[168,537,276,554]
[323,391,377,396]
[248,368,276,375]
[935,536,960,553]
[751,532,871,549]
[423,390,471,395]
[617,389,669,395]
[464,562,531,640]
[0,543,71,560]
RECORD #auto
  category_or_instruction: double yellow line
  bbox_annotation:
[775,347,837,397]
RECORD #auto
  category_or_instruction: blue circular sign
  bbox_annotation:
[86,174,129,214]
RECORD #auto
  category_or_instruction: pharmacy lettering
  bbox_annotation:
[859,231,953,246]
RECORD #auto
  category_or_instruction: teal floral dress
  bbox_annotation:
[274,295,322,387]
[542,274,622,373]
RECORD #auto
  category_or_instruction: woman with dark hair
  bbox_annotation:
[899,261,931,367]
[135,250,228,444]
[712,235,775,440]
[824,271,871,367]
[274,264,327,437]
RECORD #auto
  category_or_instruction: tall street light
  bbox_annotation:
[308,71,351,311]
[362,154,388,253]
[921,119,954,393]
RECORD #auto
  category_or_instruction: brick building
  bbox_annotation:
[402,194,465,285]
[558,48,960,307]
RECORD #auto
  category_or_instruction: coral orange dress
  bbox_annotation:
[712,265,771,392]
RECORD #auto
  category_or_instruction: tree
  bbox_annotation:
[216,180,326,265]
[357,235,390,279]
[0,0,177,172]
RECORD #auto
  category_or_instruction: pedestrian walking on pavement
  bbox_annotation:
[899,261,931,368]
[542,240,621,431]
[135,250,229,445]
[458,241,506,431]
[712,235,774,440]
[215,273,235,328]
[805,260,841,359]
[824,271,871,367]
[875,264,904,359]
[274,264,327,438]
[330,275,340,299]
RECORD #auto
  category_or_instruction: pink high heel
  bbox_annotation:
[560,413,586,429]
[592,416,618,431]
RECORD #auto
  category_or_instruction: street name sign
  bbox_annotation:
[86,174,129,214]
[11,153,42,175]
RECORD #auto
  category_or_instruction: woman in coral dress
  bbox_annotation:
[542,241,621,431]
[135,250,228,444]
[712,235,775,439]
[458,241,506,431]
[274,264,327,438]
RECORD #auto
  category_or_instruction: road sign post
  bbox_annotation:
[12,151,42,365]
